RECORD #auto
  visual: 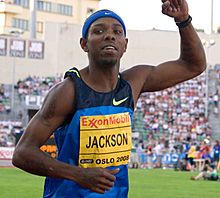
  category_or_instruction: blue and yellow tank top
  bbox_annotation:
[43,67,134,198]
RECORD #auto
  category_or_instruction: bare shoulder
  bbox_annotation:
[121,65,153,82]
[17,77,76,148]
[40,77,75,118]
[121,65,154,104]
[49,77,75,99]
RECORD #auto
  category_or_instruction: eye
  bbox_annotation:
[114,29,123,35]
[93,29,104,34]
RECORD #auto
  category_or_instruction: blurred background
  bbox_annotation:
[0,0,219,171]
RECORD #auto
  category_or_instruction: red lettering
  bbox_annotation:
[89,118,98,128]
[82,117,87,126]
[97,119,103,125]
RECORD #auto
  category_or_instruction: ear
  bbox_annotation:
[80,38,89,52]
[124,38,128,52]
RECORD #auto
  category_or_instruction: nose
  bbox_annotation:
[103,30,116,41]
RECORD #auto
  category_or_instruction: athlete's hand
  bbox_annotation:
[161,0,189,22]
[76,167,120,194]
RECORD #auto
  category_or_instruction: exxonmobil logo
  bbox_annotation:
[81,114,130,128]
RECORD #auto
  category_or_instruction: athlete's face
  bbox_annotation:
[81,17,128,67]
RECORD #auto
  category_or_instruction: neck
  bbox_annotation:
[81,65,120,92]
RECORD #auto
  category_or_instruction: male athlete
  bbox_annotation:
[12,0,206,197]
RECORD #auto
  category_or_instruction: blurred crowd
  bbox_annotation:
[0,84,11,113]
[130,67,220,171]
[0,67,219,170]
[0,120,23,147]
[16,74,63,100]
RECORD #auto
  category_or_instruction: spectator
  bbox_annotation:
[136,142,145,168]
[153,141,164,168]
[191,158,219,181]
[213,140,220,168]
[187,142,197,171]
[146,145,154,169]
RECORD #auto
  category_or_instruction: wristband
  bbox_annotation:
[175,15,192,28]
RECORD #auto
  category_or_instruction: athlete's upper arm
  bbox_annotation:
[122,60,203,104]
[139,60,203,92]
[17,77,75,147]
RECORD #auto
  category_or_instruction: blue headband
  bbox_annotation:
[82,9,126,39]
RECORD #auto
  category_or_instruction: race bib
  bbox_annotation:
[79,112,132,168]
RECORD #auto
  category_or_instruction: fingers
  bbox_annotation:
[172,0,181,7]
[91,186,106,194]
[162,0,183,12]
[76,167,120,194]
[99,178,114,188]
[97,168,119,193]
[162,1,171,14]
[108,168,120,175]
[172,0,184,12]
[104,168,120,182]
[162,0,187,18]
[177,0,183,5]
[91,181,113,194]
[163,0,188,19]
[162,0,182,6]
[90,175,115,194]
[162,1,177,13]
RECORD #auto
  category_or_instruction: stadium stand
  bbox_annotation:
[0,68,219,170]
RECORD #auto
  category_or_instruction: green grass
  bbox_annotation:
[129,169,220,198]
[0,168,44,198]
[1,168,220,198]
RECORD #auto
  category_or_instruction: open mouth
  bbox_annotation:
[102,45,117,51]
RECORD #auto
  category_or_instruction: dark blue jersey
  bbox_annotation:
[43,67,134,198]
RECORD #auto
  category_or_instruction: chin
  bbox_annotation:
[100,58,117,67]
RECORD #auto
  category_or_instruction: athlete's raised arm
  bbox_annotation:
[122,0,206,104]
